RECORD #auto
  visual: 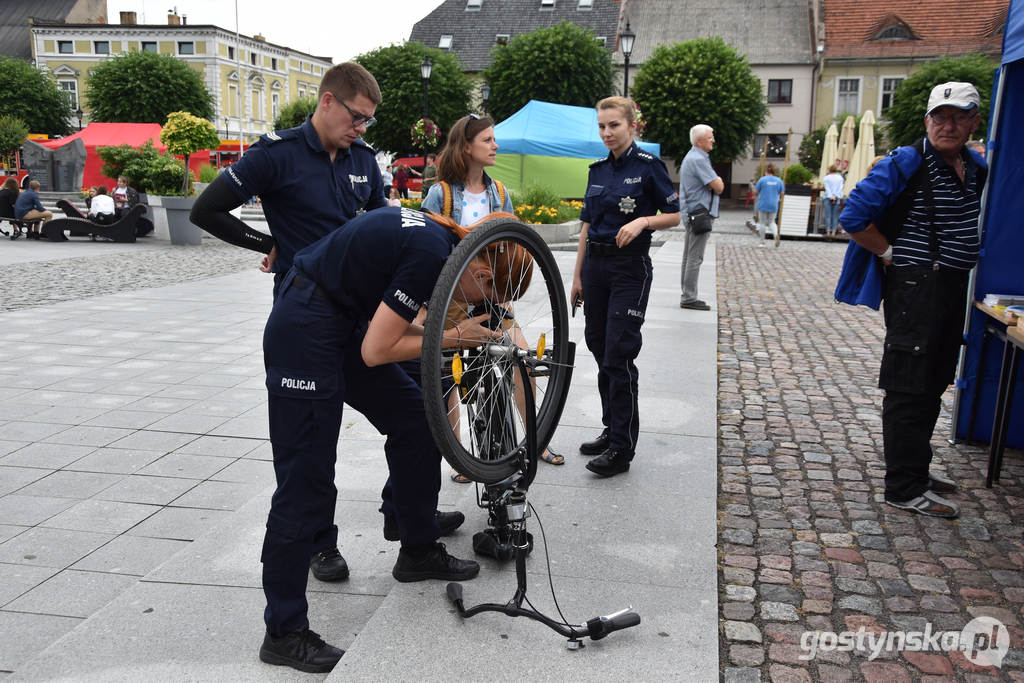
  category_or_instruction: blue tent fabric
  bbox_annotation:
[955,0,1024,445]
[493,100,661,158]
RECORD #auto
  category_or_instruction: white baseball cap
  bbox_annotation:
[926,82,980,115]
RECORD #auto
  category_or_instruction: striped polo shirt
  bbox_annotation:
[892,142,983,270]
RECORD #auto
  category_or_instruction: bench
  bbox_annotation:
[0,217,42,240]
[41,204,146,243]
[57,199,154,238]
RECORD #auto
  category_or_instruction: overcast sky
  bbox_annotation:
[105,0,443,62]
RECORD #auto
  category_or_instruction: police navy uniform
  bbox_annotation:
[579,142,679,456]
[224,116,386,278]
[262,206,457,636]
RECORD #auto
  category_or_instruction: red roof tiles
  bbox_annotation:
[824,0,1007,59]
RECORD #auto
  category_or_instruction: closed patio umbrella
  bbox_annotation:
[835,115,856,175]
[844,110,876,196]
[819,122,839,180]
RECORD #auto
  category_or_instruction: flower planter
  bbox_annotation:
[151,195,202,245]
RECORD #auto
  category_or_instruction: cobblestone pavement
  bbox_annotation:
[713,217,1024,682]
[0,240,263,312]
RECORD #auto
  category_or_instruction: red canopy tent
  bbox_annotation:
[39,122,211,190]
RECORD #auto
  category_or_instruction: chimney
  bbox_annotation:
[254,34,266,42]
[182,15,187,25]
[167,13,180,25]
[120,11,137,25]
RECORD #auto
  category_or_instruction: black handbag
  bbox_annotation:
[687,205,713,235]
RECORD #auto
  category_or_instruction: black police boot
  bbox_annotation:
[585,448,633,477]
[258,627,344,673]
[383,509,466,542]
[579,428,610,456]
[392,542,480,582]
[309,547,349,582]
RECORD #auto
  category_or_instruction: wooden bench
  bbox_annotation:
[41,204,146,243]
[57,199,154,238]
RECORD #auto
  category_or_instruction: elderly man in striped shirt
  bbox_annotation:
[838,82,986,519]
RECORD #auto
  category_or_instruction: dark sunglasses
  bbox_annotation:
[333,94,377,128]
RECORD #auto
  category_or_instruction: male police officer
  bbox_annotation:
[191,63,463,672]
[839,82,986,519]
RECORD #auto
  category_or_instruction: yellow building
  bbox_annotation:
[30,11,332,141]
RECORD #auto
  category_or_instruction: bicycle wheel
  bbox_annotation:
[422,217,573,485]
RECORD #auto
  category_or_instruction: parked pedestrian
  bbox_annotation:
[381,164,394,202]
[13,180,52,239]
[822,164,844,239]
[838,82,986,519]
[570,96,681,478]
[421,152,438,194]
[678,124,724,309]
[393,164,409,199]
[88,185,116,224]
[0,177,19,222]
[753,163,785,246]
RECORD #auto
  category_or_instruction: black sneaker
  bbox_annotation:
[310,547,349,582]
[258,627,343,673]
[585,448,633,478]
[383,509,466,542]
[579,428,610,456]
[680,299,711,310]
[392,542,480,582]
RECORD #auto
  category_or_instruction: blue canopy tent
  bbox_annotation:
[951,0,1024,446]
[489,100,662,198]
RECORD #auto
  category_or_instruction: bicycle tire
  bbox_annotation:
[422,217,572,484]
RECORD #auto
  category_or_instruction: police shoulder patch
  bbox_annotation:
[635,150,655,162]
[589,157,608,168]
[259,127,299,145]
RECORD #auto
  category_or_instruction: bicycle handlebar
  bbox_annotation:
[585,607,641,640]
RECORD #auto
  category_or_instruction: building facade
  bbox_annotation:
[815,0,1007,130]
[29,12,332,141]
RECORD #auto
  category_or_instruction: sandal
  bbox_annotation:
[540,447,564,466]
[450,468,471,484]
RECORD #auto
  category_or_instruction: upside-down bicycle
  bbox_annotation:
[420,216,641,647]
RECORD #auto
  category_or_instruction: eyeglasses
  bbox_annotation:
[464,113,481,135]
[333,94,377,128]
[929,110,977,126]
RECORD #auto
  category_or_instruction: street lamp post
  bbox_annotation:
[481,81,491,114]
[75,107,83,131]
[420,56,433,170]
[620,20,635,98]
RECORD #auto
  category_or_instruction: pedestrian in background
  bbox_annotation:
[571,96,680,478]
[678,124,724,309]
[753,163,785,247]
[822,164,844,239]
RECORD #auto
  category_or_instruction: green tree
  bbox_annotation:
[631,38,766,164]
[273,95,318,130]
[0,115,30,157]
[85,51,214,123]
[798,114,882,173]
[481,21,613,123]
[355,42,471,155]
[160,111,221,193]
[885,54,996,147]
[0,57,72,135]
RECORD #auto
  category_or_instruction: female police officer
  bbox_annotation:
[257,206,532,673]
[570,96,680,478]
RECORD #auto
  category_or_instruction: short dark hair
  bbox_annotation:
[96,185,108,195]
[319,62,381,106]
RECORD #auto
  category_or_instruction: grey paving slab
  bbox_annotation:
[10,582,379,682]
[94,474,199,506]
[40,499,161,535]
[135,452,232,480]
[124,506,233,541]
[0,563,59,607]
[67,447,166,475]
[84,409,167,429]
[0,611,82,674]
[0,525,28,544]
[210,416,270,440]
[0,440,29,457]
[140,412,230,434]
[4,568,138,618]
[108,429,199,452]
[208,458,274,485]
[0,494,77,526]
[0,465,49,496]
[71,535,191,576]
[172,435,262,459]
[42,424,137,448]
[15,470,123,499]
[0,421,68,442]
[0,527,114,568]
[0,442,95,470]
[21,404,111,425]
[168,480,266,511]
